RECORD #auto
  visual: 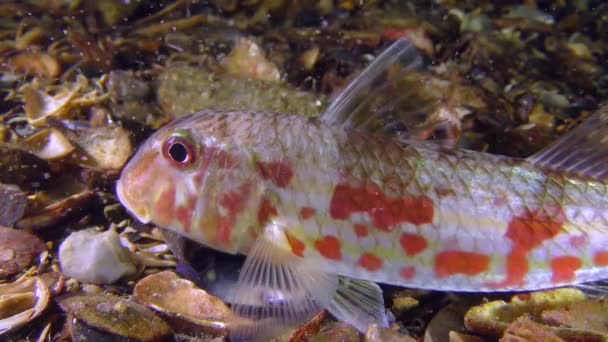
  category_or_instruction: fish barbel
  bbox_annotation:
[116,39,608,338]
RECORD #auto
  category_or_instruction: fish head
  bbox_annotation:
[117,120,259,254]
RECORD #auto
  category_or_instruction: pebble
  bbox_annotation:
[59,229,137,284]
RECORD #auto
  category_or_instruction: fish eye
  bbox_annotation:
[168,142,188,162]
[162,131,197,167]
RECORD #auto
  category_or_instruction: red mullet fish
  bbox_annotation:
[116,39,608,340]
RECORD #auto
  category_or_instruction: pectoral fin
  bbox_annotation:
[227,220,338,340]
[227,220,388,340]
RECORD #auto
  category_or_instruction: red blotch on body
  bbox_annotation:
[354,224,368,238]
[192,168,206,189]
[550,255,581,283]
[500,252,529,288]
[217,218,232,243]
[357,252,383,272]
[434,250,490,277]
[299,207,316,220]
[314,235,342,260]
[400,233,428,256]
[257,161,294,188]
[217,183,251,243]
[176,195,196,233]
[506,208,565,252]
[286,232,305,257]
[330,182,434,231]
[488,207,566,288]
[399,266,416,279]
[257,197,277,225]
[593,251,608,266]
[154,185,175,226]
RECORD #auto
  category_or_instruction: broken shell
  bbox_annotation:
[365,324,417,342]
[58,294,172,341]
[464,288,587,339]
[0,276,50,335]
[424,300,473,342]
[0,226,46,279]
[23,128,75,160]
[37,272,65,295]
[0,185,26,227]
[501,316,566,341]
[288,310,326,341]
[16,190,96,231]
[72,125,133,170]
[58,229,137,285]
[542,300,608,334]
[134,271,232,334]
[221,38,281,81]
[298,46,320,71]
[24,86,81,127]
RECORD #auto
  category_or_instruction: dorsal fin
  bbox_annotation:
[320,38,447,145]
[527,105,608,180]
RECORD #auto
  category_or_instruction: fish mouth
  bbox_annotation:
[115,178,150,223]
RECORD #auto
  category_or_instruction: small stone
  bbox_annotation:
[59,229,137,284]
[392,296,419,313]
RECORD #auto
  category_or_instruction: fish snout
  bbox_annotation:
[116,176,151,223]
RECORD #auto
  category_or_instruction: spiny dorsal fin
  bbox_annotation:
[527,105,608,181]
[320,38,448,145]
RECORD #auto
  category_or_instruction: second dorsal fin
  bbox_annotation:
[527,105,608,181]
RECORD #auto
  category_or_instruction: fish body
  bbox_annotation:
[118,109,608,291]
[116,39,608,337]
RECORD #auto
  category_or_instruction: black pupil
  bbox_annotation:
[168,143,188,163]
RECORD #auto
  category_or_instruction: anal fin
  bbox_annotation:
[528,106,608,180]
[227,220,337,341]
[227,220,387,340]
